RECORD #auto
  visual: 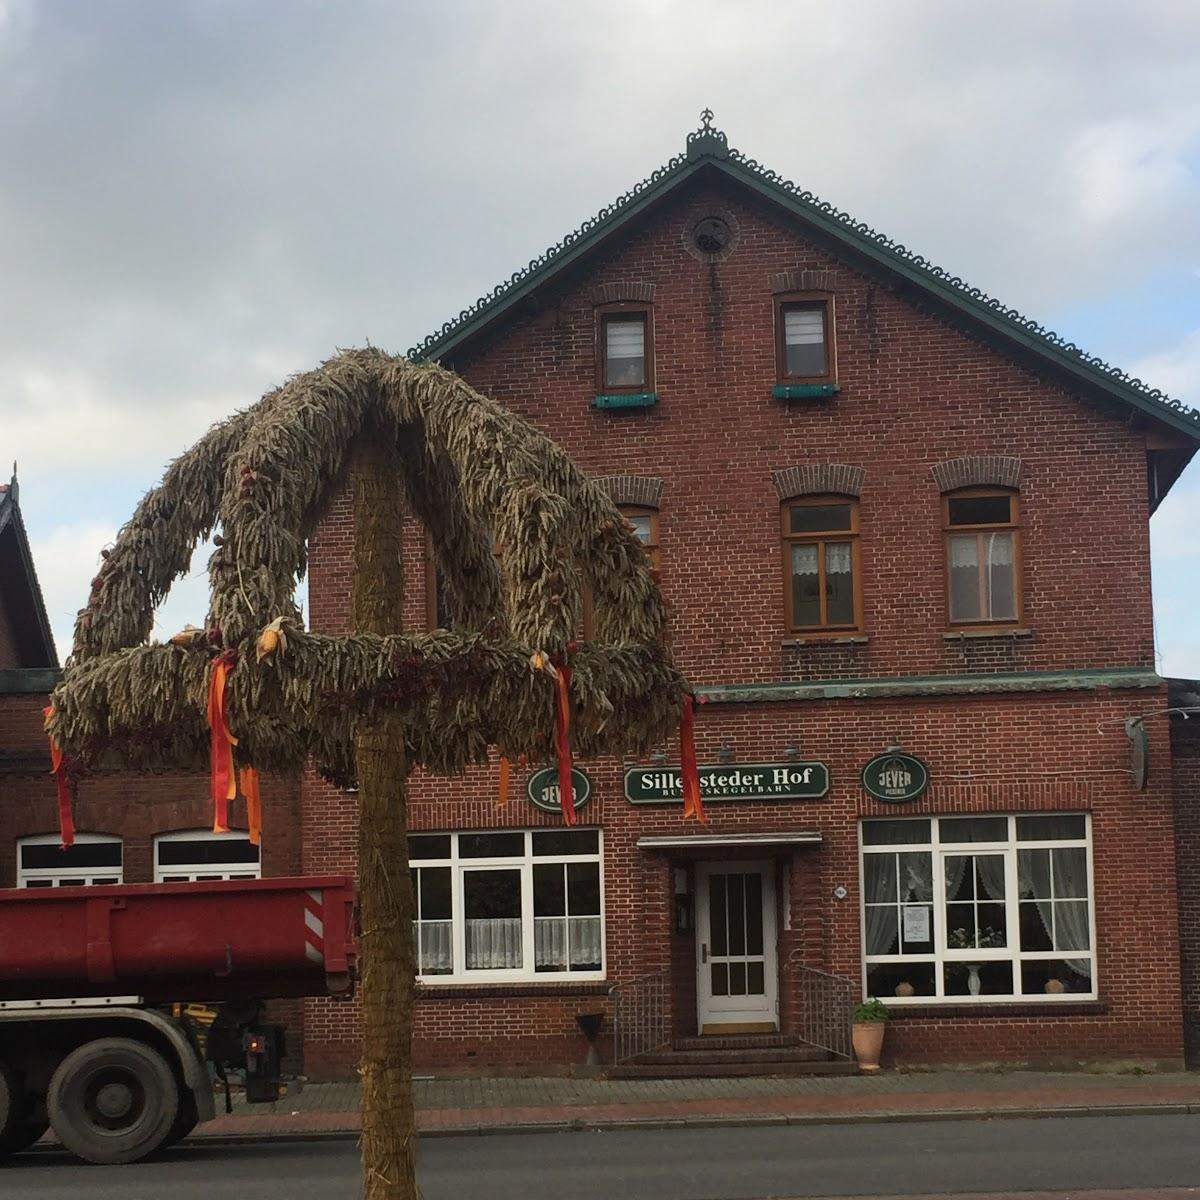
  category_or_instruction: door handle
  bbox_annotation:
[701,943,708,964]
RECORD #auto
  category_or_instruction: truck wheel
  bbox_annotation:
[161,1095,199,1149]
[0,1061,18,1158]
[47,1038,179,1165]
[0,1117,49,1155]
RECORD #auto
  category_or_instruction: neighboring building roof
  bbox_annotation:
[409,112,1200,449]
[0,468,59,669]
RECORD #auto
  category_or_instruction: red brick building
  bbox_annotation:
[5,118,1200,1077]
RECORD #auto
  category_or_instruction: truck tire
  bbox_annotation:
[0,1060,17,1158]
[47,1038,179,1165]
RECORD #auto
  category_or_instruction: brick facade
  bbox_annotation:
[293,174,1191,1075]
[1172,705,1200,1063]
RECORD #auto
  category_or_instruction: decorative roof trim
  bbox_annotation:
[592,281,655,306]
[408,112,1199,440]
[769,268,837,294]
[773,464,864,501]
[594,475,663,509]
[932,455,1022,492]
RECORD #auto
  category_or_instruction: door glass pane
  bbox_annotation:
[789,504,851,534]
[727,874,746,956]
[948,534,981,621]
[711,962,729,996]
[464,869,523,970]
[728,962,747,996]
[747,962,765,995]
[824,542,855,625]
[791,543,821,626]
[745,875,764,956]
[709,875,728,956]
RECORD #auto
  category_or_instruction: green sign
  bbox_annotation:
[861,752,929,803]
[526,767,592,814]
[624,762,829,804]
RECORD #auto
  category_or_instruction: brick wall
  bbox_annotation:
[296,177,1182,1074]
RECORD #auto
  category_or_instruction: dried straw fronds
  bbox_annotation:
[49,350,688,783]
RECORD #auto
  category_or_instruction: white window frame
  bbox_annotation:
[411,828,606,984]
[858,814,1097,1005]
[17,832,124,888]
[153,829,261,883]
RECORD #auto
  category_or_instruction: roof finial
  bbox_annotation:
[687,107,728,162]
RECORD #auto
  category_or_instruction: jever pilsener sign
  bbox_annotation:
[624,762,829,804]
[527,767,592,814]
[861,751,929,804]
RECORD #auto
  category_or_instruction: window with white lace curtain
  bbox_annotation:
[782,496,861,632]
[859,815,1095,1004]
[409,829,604,983]
[943,489,1021,625]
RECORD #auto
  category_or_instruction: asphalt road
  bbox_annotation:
[5,1115,1200,1199]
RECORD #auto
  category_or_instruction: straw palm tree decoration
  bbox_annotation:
[45,348,704,1200]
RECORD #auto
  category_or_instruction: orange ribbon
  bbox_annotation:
[207,652,238,833]
[679,695,707,824]
[497,756,511,808]
[240,766,262,847]
[42,704,75,848]
[552,665,577,826]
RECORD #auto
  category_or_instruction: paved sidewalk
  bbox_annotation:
[191,1068,1200,1141]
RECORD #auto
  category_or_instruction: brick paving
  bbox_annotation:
[191,1069,1200,1141]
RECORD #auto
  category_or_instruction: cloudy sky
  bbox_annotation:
[2,0,1198,675]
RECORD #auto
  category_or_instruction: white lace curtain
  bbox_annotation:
[465,918,523,969]
[535,917,602,968]
[416,921,453,973]
[1019,850,1091,978]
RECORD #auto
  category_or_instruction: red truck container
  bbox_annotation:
[0,875,357,1165]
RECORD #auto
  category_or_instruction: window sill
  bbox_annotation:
[944,627,1033,641]
[593,392,657,410]
[773,383,839,401]
[784,634,868,646]
[416,980,610,1000]
[886,1000,1106,1019]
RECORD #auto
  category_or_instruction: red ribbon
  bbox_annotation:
[207,652,238,833]
[240,766,262,847]
[679,694,707,824]
[42,704,75,848]
[552,666,577,826]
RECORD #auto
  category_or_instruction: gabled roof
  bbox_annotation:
[409,112,1200,445]
[0,468,59,669]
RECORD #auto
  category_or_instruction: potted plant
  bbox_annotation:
[851,997,889,1071]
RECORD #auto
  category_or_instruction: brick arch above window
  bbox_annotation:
[931,455,1023,493]
[772,464,864,502]
[591,281,656,306]
[768,268,837,294]
[594,475,663,509]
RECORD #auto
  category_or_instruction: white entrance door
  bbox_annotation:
[696,861,778,1032]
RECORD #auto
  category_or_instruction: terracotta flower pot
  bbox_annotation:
[852,1021,886,1071]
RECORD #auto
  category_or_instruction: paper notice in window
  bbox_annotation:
[902,906,930,943]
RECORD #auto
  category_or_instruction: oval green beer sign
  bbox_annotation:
[526,767,591,814]
[862,752,929,804]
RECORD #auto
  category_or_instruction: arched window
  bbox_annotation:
[781,495,861,632]
[154,830,260,883]
[943,488,1021,625]
[17,833,123,887]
